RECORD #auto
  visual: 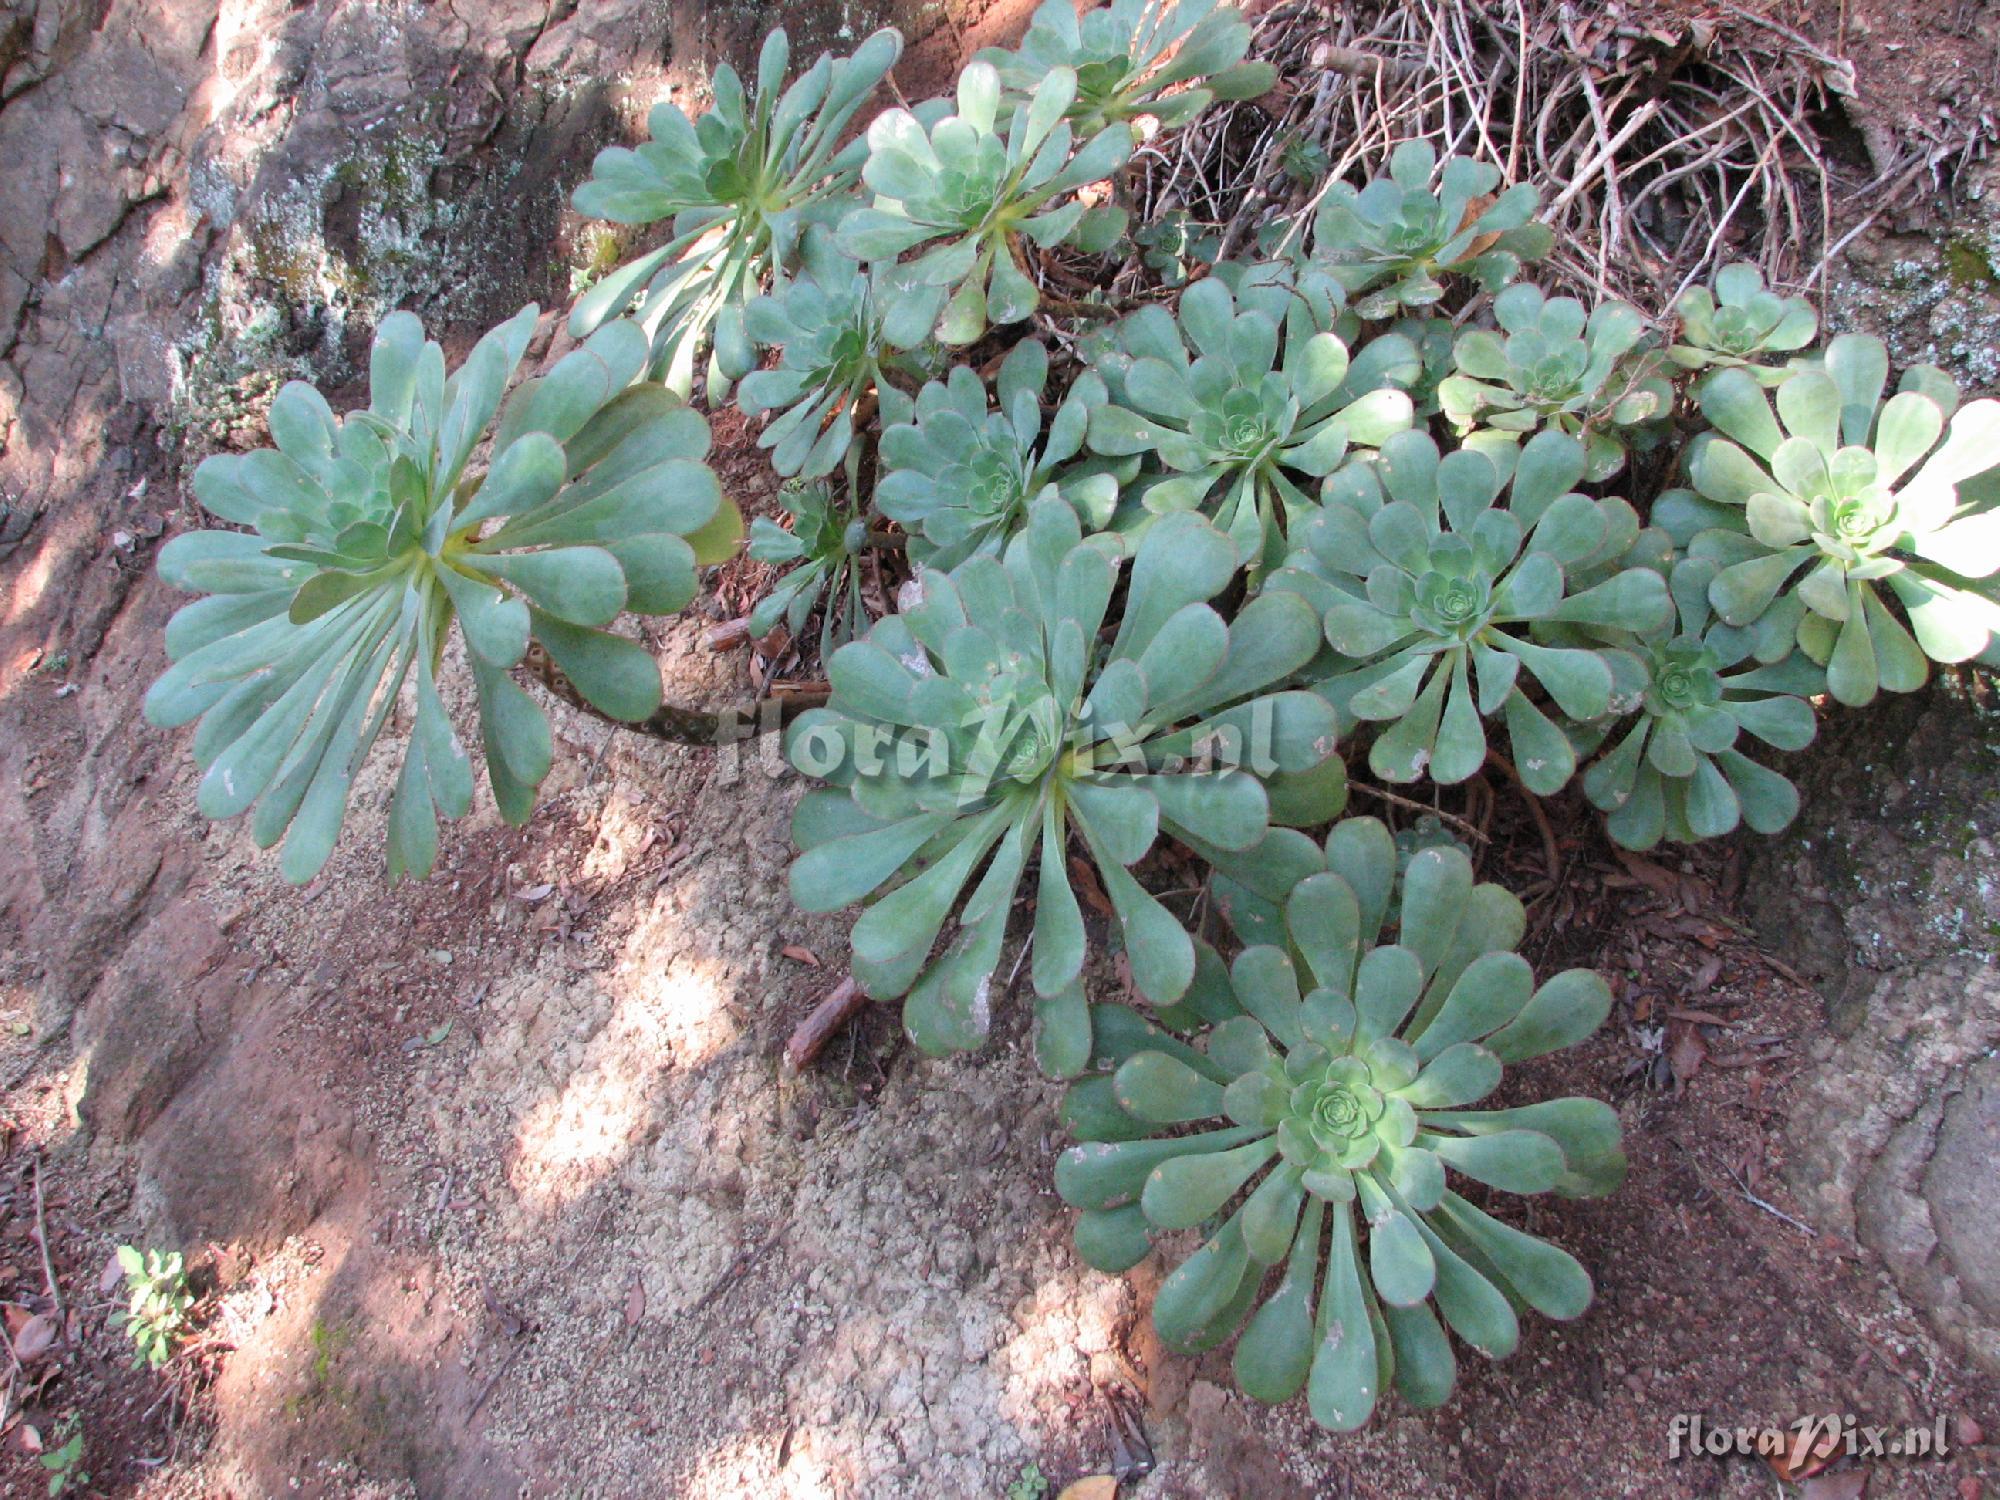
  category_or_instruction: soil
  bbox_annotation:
[0,0,1996,1497]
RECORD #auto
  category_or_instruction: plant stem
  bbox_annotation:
[518,648,829,746]
[1039,294,1121,321]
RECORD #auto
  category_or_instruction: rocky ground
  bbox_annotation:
[0,0,1997,1497]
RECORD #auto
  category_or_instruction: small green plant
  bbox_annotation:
[747,479,872,659]
[38,1415,86,1497]
[1577,559,1821,848]
[877,339,1126,571]
[1666,339,2000,704]
[976,0,1274,139]
[838,62,1133,343]
[1438,284,1670,480]
[1055,823,1621,1430]
[109,1244,194,1370]
[735,229,939,479]
[570,28,902,395]
[1082,274,1416,569]
[1668,262,1818,385]
[1005,1461,1051,1500]
[146,308,740,881]
[1304,141,1554,320]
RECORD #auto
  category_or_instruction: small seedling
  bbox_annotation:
[39,1414,87,1497]
[109,1244,194,1369]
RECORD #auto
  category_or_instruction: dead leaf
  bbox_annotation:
[1767,1422,1843,1482]
[1666,1008,1735,1026]
[781,944,821,967]
[623,1276,646,1327]
[99,1251,126,1294]
[1068,856,1113,917]
[1668,1025,1707,1091]
[512,883,554,904]
[1058,1480,1119,1500]
[1801,1470,1867,1500]
[1613,848,1681,903]
[1456,192,1503,259]
[13,1312,57,1362]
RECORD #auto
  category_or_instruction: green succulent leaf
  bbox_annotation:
[838,61,1133,345]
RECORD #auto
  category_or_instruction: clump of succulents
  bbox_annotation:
[147,307,739,881]
[838,62,1134,344]
[1664,337,2000,704]
[1082,276,1417,569]
[570,28,902,395]
[1668,262,1818,385]
[784,498,1344,1069]
[1055,822,1622,1428]
[735,230,940,479]
[1304,141,1555,320]
[1576,559,1821,849]
[746,479,873,659]
[975,0,1276,139]
[1271,430,1672,793]
[1438,285,1672,480]
[149,3,2000,1434]
[876,339,1129,571]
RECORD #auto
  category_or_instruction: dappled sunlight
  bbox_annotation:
[0,506,96,645]
[684,1427,838,1499]
[504,959,738,1214]
[990,1259,1133,1429]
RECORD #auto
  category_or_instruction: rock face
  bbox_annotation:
[0,0,990,1217]
[1748,677,2000,1379]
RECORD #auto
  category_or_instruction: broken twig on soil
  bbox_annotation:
[783,976,866,1075]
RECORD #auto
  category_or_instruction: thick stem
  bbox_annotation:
[519,646,829,746]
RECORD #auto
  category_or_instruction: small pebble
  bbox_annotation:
[1959,1415,1983,1445]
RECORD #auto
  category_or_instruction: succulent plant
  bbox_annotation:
[747,478,873,658]
[1304,142,1555,321]
[147,307,740,882]
[569,28,902,395]
[1081,276,1417,570]
[1438,284,1671,481]
[975,0,1276,139]
[1054,821,1622,1428]
[736,230,940,479]
[1661,337,2000,704]
[837,61,1134,345]
[1668,262,1817,385]
[784,497,1346,1069]
[1271,430,1671,793]
[875,339,1130,571]
[1577,559,1821,849]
